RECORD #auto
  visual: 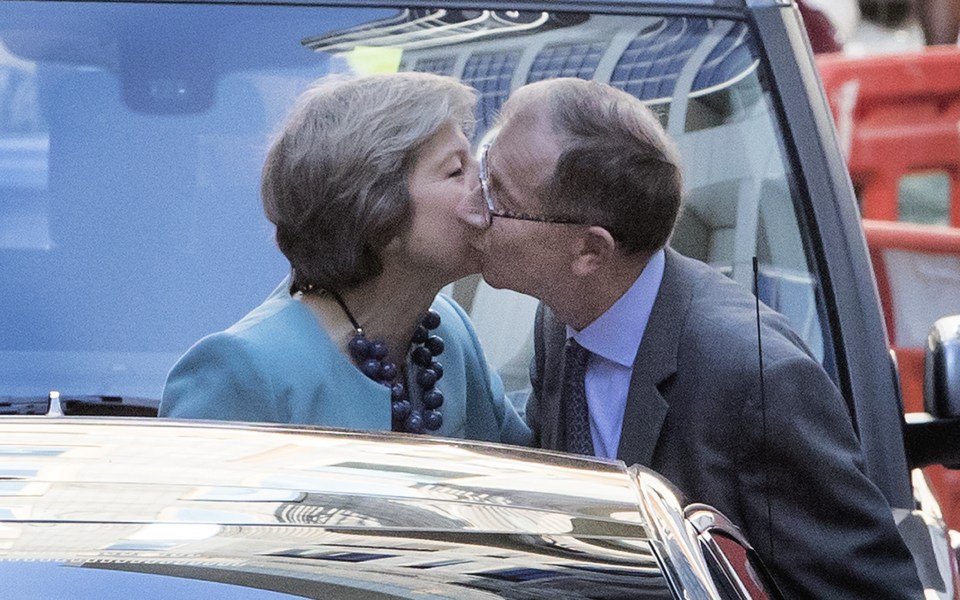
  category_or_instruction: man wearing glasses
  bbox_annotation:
[458,77,922,599]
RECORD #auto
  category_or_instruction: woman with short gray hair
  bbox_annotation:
[160,72,530,445]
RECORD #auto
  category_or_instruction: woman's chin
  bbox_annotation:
[441,252,482,283]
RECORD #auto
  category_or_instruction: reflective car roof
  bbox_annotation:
[1,419,694,599]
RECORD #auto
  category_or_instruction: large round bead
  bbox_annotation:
[360,359,381,379]
[423,410,443,431]
[369,339,389,360]
[416,368,438,389]
[391,399,411,420]
[390,382,406,401]
[423,389,444,410]
[424,335,444,356]
[422,309,441,330]
[347,335,370,360]
[404,412,424,434]
[380,362,398,381]
[430,361,444,381]
[412,346,433,367]
[411,325,429,344]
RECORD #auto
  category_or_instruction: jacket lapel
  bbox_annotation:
[616,248,691,467]
[537,306,569,452]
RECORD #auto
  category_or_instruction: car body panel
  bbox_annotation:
[0,418,749,599]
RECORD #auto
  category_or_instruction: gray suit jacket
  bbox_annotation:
[527,248,922,599]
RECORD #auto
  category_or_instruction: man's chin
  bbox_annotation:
[475,250,517,290]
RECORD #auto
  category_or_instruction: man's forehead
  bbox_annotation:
[500,92,546,130]
[494,109,560,164]
[489,108,561,203]
[501,81,555,117]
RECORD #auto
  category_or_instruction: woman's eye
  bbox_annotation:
[448,167,464,178]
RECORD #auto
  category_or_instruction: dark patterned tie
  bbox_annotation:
[562,338,594,456]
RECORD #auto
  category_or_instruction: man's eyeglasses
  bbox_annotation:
[478,142,586,227]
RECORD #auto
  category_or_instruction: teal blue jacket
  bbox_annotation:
[159,281,531,446]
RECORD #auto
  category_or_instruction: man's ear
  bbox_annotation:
[571,226,617,276]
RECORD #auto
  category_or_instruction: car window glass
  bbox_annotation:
[408,12,832,400]
[0,2,830,404]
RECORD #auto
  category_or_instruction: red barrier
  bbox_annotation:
[817,48,960,225]
[864,219,960,356]
[819,47,960,532]
[863,219,960,529]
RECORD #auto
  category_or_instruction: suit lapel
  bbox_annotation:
[617,248,692,467]
[536,306,569,452]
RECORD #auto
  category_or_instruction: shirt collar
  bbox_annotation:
[567,249,665,368]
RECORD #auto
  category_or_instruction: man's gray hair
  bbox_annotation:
[261,72,477,291]
[526,78,683,255]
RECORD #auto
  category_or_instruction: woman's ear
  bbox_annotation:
[571,226,617,276]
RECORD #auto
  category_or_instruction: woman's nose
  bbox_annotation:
[457,159,488,229]
[456,173,489,230]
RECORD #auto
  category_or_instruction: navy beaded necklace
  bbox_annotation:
[327,289,445,434]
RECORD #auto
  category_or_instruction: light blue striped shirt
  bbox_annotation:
[566,249,665,459]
